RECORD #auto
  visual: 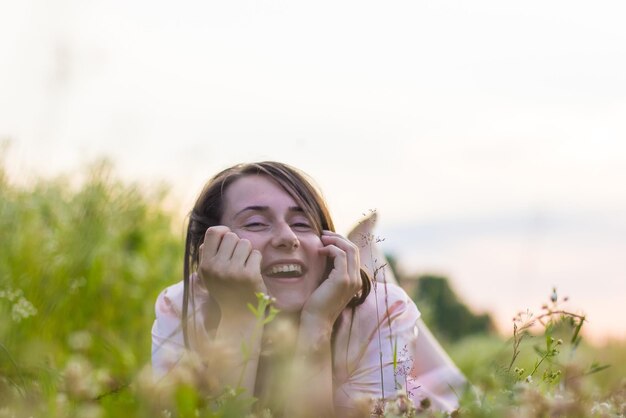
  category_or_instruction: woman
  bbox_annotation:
[151,162,431,417]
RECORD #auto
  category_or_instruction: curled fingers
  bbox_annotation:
[320,231,361,293]
[199,227,261,285]
[321,231,360,279]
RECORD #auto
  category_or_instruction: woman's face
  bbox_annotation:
[220,174,327,312]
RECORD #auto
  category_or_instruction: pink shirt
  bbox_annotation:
[151,275,424,411]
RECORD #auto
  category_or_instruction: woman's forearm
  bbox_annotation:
[284,314,336,418]
[214,310,263,395]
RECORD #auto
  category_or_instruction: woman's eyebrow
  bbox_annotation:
[234,206,268,217]
[234,205,304,217]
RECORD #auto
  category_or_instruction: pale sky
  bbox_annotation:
[1,0,625,342]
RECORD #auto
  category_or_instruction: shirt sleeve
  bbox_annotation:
[151,276,211,379]
[151,281,187,378]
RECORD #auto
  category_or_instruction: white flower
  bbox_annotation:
[1,288,38,322]
[68,330,93,351]
[10,296,37,322]
[590,402,612,414]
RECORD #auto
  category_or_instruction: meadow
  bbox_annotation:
[1,159,624,417]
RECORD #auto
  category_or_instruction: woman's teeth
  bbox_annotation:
[268,264,302,276]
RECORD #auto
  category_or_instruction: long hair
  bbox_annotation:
[182,161,372,347]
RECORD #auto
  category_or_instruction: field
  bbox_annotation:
[1,161,624,417]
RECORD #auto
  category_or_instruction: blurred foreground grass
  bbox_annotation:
[1,160,624,417]
[0,159,183,415]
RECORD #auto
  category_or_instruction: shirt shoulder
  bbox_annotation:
[332,282,421,406]
[333,282,421,370]
[154,275,209,320]
[155,280,185,319]
[357,281,420,323]
[152,276,211,377]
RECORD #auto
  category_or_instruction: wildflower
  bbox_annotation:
[259,292,276,304]
[395,392,411,414]
[63,356,99,400]
[158,339,235,399]
[590,401,612,415]
[383,391,418,417]
[0,288,21,301]
[69,277,87,294]
[0,288,38,322]
[68,330,93,351]
[136,365,176,410]
[10,296,37,322]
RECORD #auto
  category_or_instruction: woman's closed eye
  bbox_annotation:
[292,222,313,232]
[243,221,268,230]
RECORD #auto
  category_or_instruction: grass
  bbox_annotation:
[0,159,183,416]
[1,159,624,417]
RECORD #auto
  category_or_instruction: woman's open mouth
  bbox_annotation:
[265,263,304,279]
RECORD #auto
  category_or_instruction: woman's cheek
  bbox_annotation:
[310,234,325,249]
[231,230,260,249]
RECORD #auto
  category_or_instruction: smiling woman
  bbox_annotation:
[150,161,452,417]
[215,174,332,314]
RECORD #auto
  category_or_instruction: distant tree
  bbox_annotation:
[383,252,403,283]
[411,274,495,342]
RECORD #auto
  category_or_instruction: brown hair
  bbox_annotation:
[182,161,371,346]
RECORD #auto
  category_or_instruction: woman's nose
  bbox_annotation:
[272,223,299,250]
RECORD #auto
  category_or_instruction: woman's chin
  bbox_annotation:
[267,292,306,313]
[264,285,309,313]
[272,298,304,314]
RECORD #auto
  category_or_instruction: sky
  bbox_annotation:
[1,0,625,343]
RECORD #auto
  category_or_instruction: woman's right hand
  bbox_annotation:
[198,226,266,317]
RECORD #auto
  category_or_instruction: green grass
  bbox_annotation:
[0,159,183,415]
[1,159,624,417]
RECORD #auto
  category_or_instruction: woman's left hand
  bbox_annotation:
[301,231,363,325]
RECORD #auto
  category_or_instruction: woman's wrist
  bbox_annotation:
[297,311,334,357]
[300,304,344,334]
[299,309,334,331]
